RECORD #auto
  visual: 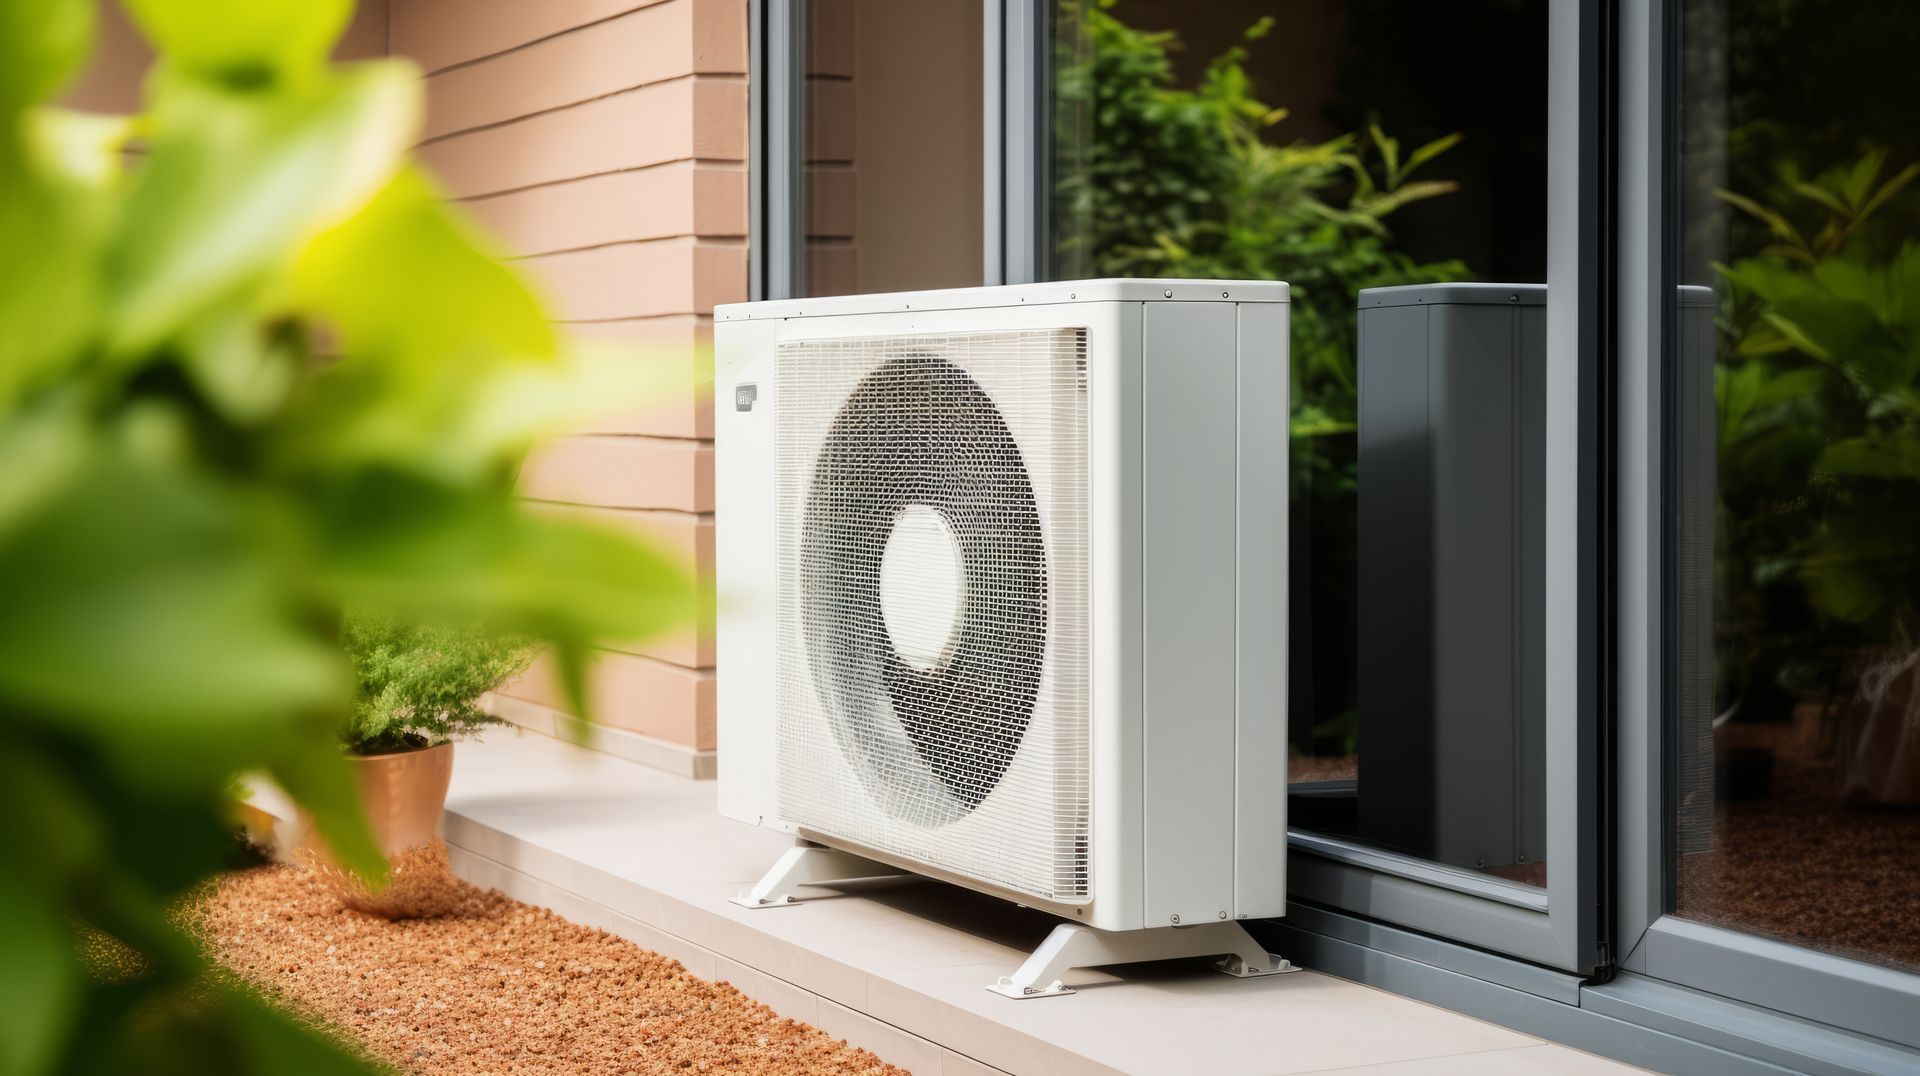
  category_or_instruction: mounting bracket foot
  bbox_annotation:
[987,920,1297,999]
[729,842,905,908]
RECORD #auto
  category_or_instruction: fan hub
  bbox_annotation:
[879,504,966,672]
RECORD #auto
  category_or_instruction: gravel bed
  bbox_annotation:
[196,862,908,1075]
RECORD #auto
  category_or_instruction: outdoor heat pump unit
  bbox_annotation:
[714,280,1295,998]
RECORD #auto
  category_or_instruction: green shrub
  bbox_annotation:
[340,612,538,755]
[1712,150,1920,711]
[0,1,693,1071]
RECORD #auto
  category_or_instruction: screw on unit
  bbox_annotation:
[1169,913,1181,924]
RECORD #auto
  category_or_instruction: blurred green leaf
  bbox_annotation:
[293,167,553,364]
[0,875,80,1076]
[106,61,418,356]
[0,159,102,404]
[0,2,701,1069]
[123,0,352,90]
[0,452,341,761]
[24,108,136,187]
[0,0,93,111]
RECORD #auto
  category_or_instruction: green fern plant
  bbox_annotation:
[340,612,538,755]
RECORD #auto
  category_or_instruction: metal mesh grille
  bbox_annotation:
[774,329,1091,901]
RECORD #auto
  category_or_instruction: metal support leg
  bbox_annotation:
[729,842,905,908]
[988,920,1297,999]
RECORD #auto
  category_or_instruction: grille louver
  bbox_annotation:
[774,329,1091,901]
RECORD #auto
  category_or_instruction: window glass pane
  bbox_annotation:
[801,0,984,297]
[1671,1,1920,973]
[1051,0,1549,884]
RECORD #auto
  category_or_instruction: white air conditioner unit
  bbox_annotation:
[714,280,1295,998]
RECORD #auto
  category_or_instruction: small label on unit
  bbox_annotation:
[734,382,758,412]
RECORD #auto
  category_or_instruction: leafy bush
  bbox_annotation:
[1711,150,1920,712]
[340,612,539,756]
[0,1,693,1072]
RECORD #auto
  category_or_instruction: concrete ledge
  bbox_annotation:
[425,730,1640,1076]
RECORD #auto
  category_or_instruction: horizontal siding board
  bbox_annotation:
[392,0,669,74]
[419,78,744,200]
[463,163,744,257]
[422,1,700,141]
[520,435,713,513]
[689,0,749,74]
[563,318,715,439]
[524,239,746,321]
[501,649,715,748]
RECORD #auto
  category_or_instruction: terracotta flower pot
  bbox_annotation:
[299,741,463,918]
[349,741,456,851]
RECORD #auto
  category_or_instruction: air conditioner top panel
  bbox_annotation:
[715,278,1289,322]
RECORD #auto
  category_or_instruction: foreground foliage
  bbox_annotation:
[0,1,692,1072]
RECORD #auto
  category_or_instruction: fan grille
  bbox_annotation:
[774,329,1090,901]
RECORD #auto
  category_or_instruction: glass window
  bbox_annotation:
[1050,0,1551,884]
[799,0,984,297]
[1670,1,1920,973]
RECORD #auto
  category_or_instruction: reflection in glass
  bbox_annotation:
[1672,0,1920,973]
[800,0,983,297]
[1050,0,1548,883]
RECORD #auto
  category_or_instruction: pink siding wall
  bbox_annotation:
[399,0,744,770]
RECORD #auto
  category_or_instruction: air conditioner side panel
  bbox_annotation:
[1087,301,1145,932]
[1235,300,1290,919]
[1140,302,1239,926]
[715,317,787,830]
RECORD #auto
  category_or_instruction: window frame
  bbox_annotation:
[1610,0,1920,1046]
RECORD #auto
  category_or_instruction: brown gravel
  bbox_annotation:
[1289,753,1359,783]
[1676,753,1920,973]
[194,864,909,1075]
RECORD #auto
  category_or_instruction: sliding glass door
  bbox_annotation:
[1617,0,1920,1045]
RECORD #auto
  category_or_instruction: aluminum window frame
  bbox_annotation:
[749,0,806,301]
[1611,0,1920,1048]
